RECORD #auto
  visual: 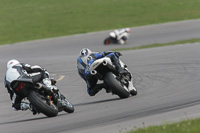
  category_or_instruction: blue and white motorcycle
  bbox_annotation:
[86,56,137,98]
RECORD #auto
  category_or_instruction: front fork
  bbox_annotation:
[53,92,69,111]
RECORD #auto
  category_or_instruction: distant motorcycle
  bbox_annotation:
[87,55,137,98]
[10,77,74,117]
[104,28,130,45]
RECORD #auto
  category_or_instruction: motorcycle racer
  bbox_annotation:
[109,28,130,44]
[77,48,128,96]
[4,59,57,114]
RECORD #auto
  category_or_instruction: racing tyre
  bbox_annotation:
[104,72,130,98]
[104,37,112,45]
[130,89,137,96]
[28,91,58,117]
[63,100,74,113]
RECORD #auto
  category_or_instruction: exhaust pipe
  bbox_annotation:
[91,70,97,75]
[35,83,43,89]
[103,60,117,73]
[35,83,53,94]
[103,60,107,66]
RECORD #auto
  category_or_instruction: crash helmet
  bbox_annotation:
[125,28,130,33]
[80,48,92,57]
[7,59,20,69]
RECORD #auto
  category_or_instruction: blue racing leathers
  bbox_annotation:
[77,51,120,96]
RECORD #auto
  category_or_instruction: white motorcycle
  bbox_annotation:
[104,28,130,45]
[87,56,137,98]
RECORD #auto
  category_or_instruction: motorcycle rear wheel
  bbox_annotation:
[104,72,130,99]
[28,91,58,117]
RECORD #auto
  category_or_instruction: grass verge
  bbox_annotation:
[128,117,200,133]
[0,0,200,45]
[112,38,200,51]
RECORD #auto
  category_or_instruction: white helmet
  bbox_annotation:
[7,59,20,69]
[125,28,130,33]
[80,48,92,56]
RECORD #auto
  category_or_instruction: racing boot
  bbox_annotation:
[89,83,106,96]
[20,102,38,115]
[103,83,111,93]
[20,102,31,111]
[29,105,38,115]
[112,57,128,75]
[119,39,125,45]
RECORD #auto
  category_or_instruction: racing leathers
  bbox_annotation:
[111,28,130,44]
[77,51,127,96]
[4,62,54,113]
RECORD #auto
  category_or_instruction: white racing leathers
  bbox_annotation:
[4,63,48,110]
[110,29,129,44]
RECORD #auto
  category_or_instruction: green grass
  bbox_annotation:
[0,0,200,45]
[112,38,200,51]
[128,117,200,133]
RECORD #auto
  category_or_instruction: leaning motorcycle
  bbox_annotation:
[10,78,74,117]
[104,31,128,45]
[86,56,137,98]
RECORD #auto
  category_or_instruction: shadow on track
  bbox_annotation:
[0,116,47,125]
[74,97,121,106]
[0,112,68,126]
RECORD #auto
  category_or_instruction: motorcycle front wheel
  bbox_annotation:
[63,99,75,113]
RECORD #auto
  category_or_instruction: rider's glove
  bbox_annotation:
[115,51,122,57]
[42,68,47,72]
[102,51,113,56]
[51,78,57,85]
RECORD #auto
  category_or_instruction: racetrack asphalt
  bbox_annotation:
[0,19,200,133]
